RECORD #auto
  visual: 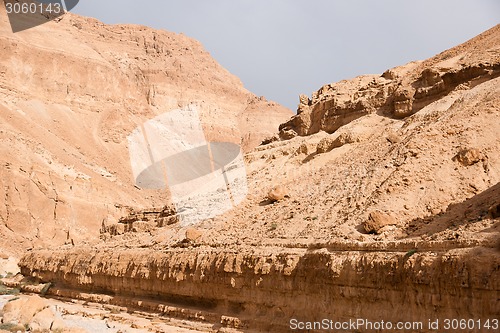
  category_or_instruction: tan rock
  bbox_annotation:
[299,94,311,106]
[296,143,309,155]
[280,24,499,137]
[260,135,279,146]
[8,23,500,333]
[363,211,397,234]
[316,132,357,154]
[279,128,298,140]
[29,307,55,332]
[420,68,443,87]
[50,317,67,331]
[334,132,357,147]
[2,295,47,325]
[316,137,336,154]
[386,131,401,144]
[130,221,154,233]
[453,148,483,166]
[108,223,126,236]
[0,257,20,277]
[267,185,289,202]
[185,228,203,242]
[0,8,292,256]
[382,69,398,80]
[297,94,312,114]
[393,98,414,118]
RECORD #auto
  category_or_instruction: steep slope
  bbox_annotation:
[0,7,292,256]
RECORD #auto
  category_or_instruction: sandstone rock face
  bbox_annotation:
[0,6,292,255]
[279,24,500,138]
[19,246,500,332]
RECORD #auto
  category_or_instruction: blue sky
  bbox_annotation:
[72,1,500,110]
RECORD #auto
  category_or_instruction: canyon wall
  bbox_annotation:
[0,6,292,256]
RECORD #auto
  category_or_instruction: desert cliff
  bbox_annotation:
[0,6,292,257]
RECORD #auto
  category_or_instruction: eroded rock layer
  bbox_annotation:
[19,244,499,332]
[279,24,500,139]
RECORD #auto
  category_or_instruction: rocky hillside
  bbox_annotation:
[0,6,291,256]
[10,24,500,333]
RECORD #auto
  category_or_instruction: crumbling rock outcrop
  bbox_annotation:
[19,245,500,332]
[103,206,179,236]
[280,24,500,139]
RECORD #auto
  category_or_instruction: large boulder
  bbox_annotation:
[185,228,203,242]
[453,148,483,166]
[267,185,289,202]
[363,211,397,234]
[29,307,56,332]
[2,295,47,325]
